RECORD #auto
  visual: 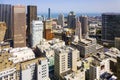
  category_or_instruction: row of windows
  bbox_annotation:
[0,74,14,80]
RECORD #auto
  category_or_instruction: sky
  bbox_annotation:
[0,0,120,13]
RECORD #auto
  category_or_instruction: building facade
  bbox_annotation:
[89,64,100,80]
[72,38,97,57]
[102,13,120,44]
[0,4,13,39]
[43,20,54,40]
[27,5,37,47]
[67,11,76,28]
[115,37,120,50]
[12,5,26,47]
[54,46,79,79]
[31,20,43,47]
[0,47,50,80]
[75,17,82,40]
[58,13,64,27]
[0,22,7,42]
[79,15,88,39]
[0,4,12,40]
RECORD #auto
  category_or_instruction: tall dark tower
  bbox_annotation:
[0,4,12,40]
[102,13,120,45]
[67,11,76,29]
[12,5,26,47]
[27,5,37,47]
[48,8,51,19]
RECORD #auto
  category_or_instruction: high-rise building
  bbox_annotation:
[67,11,76,28]
[58,13,64,27]
[102,13,120,45]
[115,37,120,50]
[12,5,26,47]
[48,8,51,19]
[79,15,88,39]
[0,22,7,42]
[0,4,12,40]
[27,5,37,47]
[43,20,54,40]
[75,17,82,40]
[54,46,79,79]
[31,20,43,48]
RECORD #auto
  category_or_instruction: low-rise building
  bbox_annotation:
[72,38,97,57]
[0,47,50,80]
[61,70,85,80]
[36,38,65,72]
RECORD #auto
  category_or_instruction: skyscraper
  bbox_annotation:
[48,8,51,19]
[58,13,64,27]
[79,15,88,39]
[12,5,26,47]
[31,20,43,48]
[0,4,12,40]
[67,11,76,28]
[102,13,120,45]
[75,17,82,40]
[27,5,37,47]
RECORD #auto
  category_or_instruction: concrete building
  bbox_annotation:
[0,4,12,40]
[20,57,50,80]
[0,47,50,80]
[67,11,76,28]
[89,64,100,80]
[0,22,7,42]
[72,38,97,57]
[54,46,79,79]
[115,37,120,50]
[61,70,85,80]
[58,13,64,27]
[43,20,54,40]
[102,13,120,45]
[9,47,35,63]
[12,5,26,47]
[27,5,37,47]
[89,49,120,80]
[36,38,65,72]
[31,20,43,47]
[0,51,19,80]
[89,23,97,36]
[75,17,82,40]
[79,15,88,39]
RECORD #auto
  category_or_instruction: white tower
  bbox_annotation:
[58,13,64,27]
[31,20,43,47]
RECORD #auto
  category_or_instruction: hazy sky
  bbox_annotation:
[0,0,120,13]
